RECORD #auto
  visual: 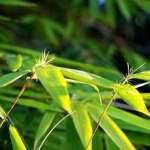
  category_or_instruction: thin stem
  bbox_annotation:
[0,72,35,128]
[85,78,127,150]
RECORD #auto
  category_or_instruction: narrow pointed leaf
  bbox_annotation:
[35,65,71,112]
[115,84,150,116]
[0,71,28,88]
[59,67,124,90]
[87,103,136,150]
[71,102,92,150]
[129,70,150,81]
[9,125,27,150]
[106,104,150,131]
[34,103,59,149]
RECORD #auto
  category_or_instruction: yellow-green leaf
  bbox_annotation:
[115,84,150,116]
[9,125,27,150]
[59,67,124,90]
[87,103,136,150]
[71,102,92,150]
[129,70,150,81]
[35,65,71,112]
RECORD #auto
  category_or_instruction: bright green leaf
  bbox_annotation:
[59,67,124,90]
[35,65,71,112]
[87,103,136,150]
[9,125,27,150]
[115,84,150,116]
[71,102,92,150]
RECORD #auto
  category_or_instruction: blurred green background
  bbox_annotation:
[1,0,150,150]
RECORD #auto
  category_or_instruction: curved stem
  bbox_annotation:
[0,72,35,128]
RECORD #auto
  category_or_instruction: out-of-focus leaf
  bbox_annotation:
[9,125,27,150]
[115,84,150,116]
[71,102,92,150]
[0,0,37,7]
[116,0,131,20]
[66,117,84,150]
[6,54,23,72]
[0,71,28,88]
[87,103,136,150]
[126,131,150,146]
[35,65,71,112]
[34,102,59,150]
[104,135,120,150]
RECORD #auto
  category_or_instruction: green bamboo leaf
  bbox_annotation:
[71,102,92,150]
[35,65,71,112]
[129,70,150,81]
[0,106,6,119]
[59,67,123,90]
[104,135,120,150]
[0,1,37,7]
[106,104,150,131]
[87,103,136,150]
[9,125,27,150]
[0,71,28,88]
[116,0,131,20]
[34,103,59,150]
[66,117,84,150]
[115,84,150,116]
[6,54,23,72]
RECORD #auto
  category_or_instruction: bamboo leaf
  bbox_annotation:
[115,84,150,116]
[59,67,123,90]
[129,70,150,81]
[9,125,27,150]
[6,54,23,72]
[104,135,120,150]
[106,104,150,131]
[35,65,71,112]
[66,117,84,150]
[71,102,92,150]
[87,103,136,150]
[0,71,28,88]
[34,103,59,149]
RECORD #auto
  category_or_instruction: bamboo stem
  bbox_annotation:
[0,72,35,128]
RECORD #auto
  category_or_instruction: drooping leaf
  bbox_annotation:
[9,125,27,150]
[59,67,123,90]
[71,102,92,150]
[115,84,150,116]
[87,103,136,150]
[6,54,23,72]
[0,71,29,88]
[35,65,71,112]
